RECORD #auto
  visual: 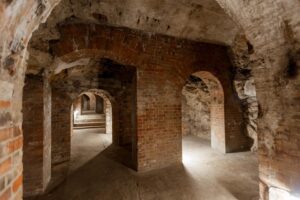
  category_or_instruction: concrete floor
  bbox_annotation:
[33,131,259,200]
[70,128,112,173]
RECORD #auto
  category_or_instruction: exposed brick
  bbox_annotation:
[0,158,11,175]
[0,113,12,127]
[7,136,23,154]
[13,127,21,137]
[0,188,11,200]
[0,101,10,109]
[0,127,12,142]
[12,175,22,193]
[0,177,5,192]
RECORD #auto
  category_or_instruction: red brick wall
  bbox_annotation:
[51,88,72,184]
[50,24,250,171]
[23,75,44,196]
[22,74,51,197]
[0,77,23,200]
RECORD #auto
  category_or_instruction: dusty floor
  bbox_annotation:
[30,130,259,200]
[70,128,112,173]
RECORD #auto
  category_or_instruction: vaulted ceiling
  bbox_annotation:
[27,0,241,74]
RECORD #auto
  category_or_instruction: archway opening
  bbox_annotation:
[81,94,91,113]
[181,71,259,199]
[70,90,113,172]
[182,71,225,157]
[49,58,137,183]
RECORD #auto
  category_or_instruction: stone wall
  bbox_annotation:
[182,75,211,140]
[230,34,259,152]
[216,1,300,197]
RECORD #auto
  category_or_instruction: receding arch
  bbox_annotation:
[81,94,91,112]
[85,89,116,137]
[182,69,253,154]
[49,58,138,184]
[182,71,226,153]
[191,71,225,152]
[69,89,115,172]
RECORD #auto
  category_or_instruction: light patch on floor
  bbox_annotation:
[70,128,112,173]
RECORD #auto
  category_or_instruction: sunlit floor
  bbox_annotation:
[32,133,259,200]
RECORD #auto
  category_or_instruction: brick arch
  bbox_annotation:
[183,70,251,153]
[192,71,226,153]
[51,86,129,187]
[80,89,118,141]
[70,90,116,159]
[50,59,138,176]
[181,65,251,153]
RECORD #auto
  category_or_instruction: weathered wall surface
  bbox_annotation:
[22,74,51,197]
[22,75,44,196]
[0,1,60,198]
[42,73,52,195]
[50,87,71,185]
[216,1,300,198]
[182,76,211,140]
[230,34,259,152]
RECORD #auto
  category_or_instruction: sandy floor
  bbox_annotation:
[30,130,259,200]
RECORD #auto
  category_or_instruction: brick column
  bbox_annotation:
[23,74,51,197]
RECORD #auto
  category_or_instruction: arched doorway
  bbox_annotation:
[70,90,114,172]
[182,71,225,153]
[81,94,91,112]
